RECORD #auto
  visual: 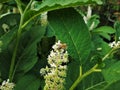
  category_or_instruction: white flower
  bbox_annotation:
[0,79,15,90]
[40,68,46,75]
[58,65,67,70]
[52,40,61,50]
[109,41,120,48]
[87,5,92,19]
[83,5,96,31]
[83,5,92,24]
[40,40,69,90]
[50,63,57,67]
[83,16,87,24]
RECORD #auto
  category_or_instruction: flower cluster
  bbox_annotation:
[40,40,69,90]
[0,79,15,90]
[109,41,120,48]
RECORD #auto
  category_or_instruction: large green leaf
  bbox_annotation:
[14,74,40,90]
[23,0,102,28]
[102,61,120,83]
[32,0,102,11]
[0,26,18,79]
[48,8,91,89]
[104,80,120,90]
[0,26,17,50]
[91,34,111,57]
[0,14,20,80]
[15,26,46,74]
[48,8,91,64]
[92,26,116,40]
[93,26,116,34]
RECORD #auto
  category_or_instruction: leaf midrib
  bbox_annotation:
[58,14,81,61]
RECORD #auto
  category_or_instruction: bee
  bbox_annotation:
[58,43,67,50]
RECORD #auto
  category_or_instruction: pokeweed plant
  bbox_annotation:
[0,0,120,90]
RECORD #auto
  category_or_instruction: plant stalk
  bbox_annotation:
[69,47,116,90]
[69,64,98,90]
[8,0,33,81]
[8,15,23,81]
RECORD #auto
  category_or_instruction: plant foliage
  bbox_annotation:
[0,0,120,90]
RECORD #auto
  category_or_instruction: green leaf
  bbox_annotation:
[86,80,120,90]
[99,33,111,41]
[23,0,102,28]
[48,8,91,89]
[104,80,120,90]
[32,0,102,11]
[0,14,20,79]
[16,43,38,73]
[0,26,18,79]
[102,61,120,83]
[91,34,111,62]
[91,0,103,4]
[0,26,17,50]
[48,8,91,64]
[92,26,116,40]
[16,26,46,74]
[85,81,107,90]
[14,74,40,90]
[93,26,116,34]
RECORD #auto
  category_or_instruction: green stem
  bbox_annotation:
[69,64,98,90]
[8,15,23,81]
[15,0,23,14]
[102,46,120,62]
[8,0,33,82]
[8,34,20,81]
[69,47,116,90]
[80,65,82,77]
[102,49,114,61]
